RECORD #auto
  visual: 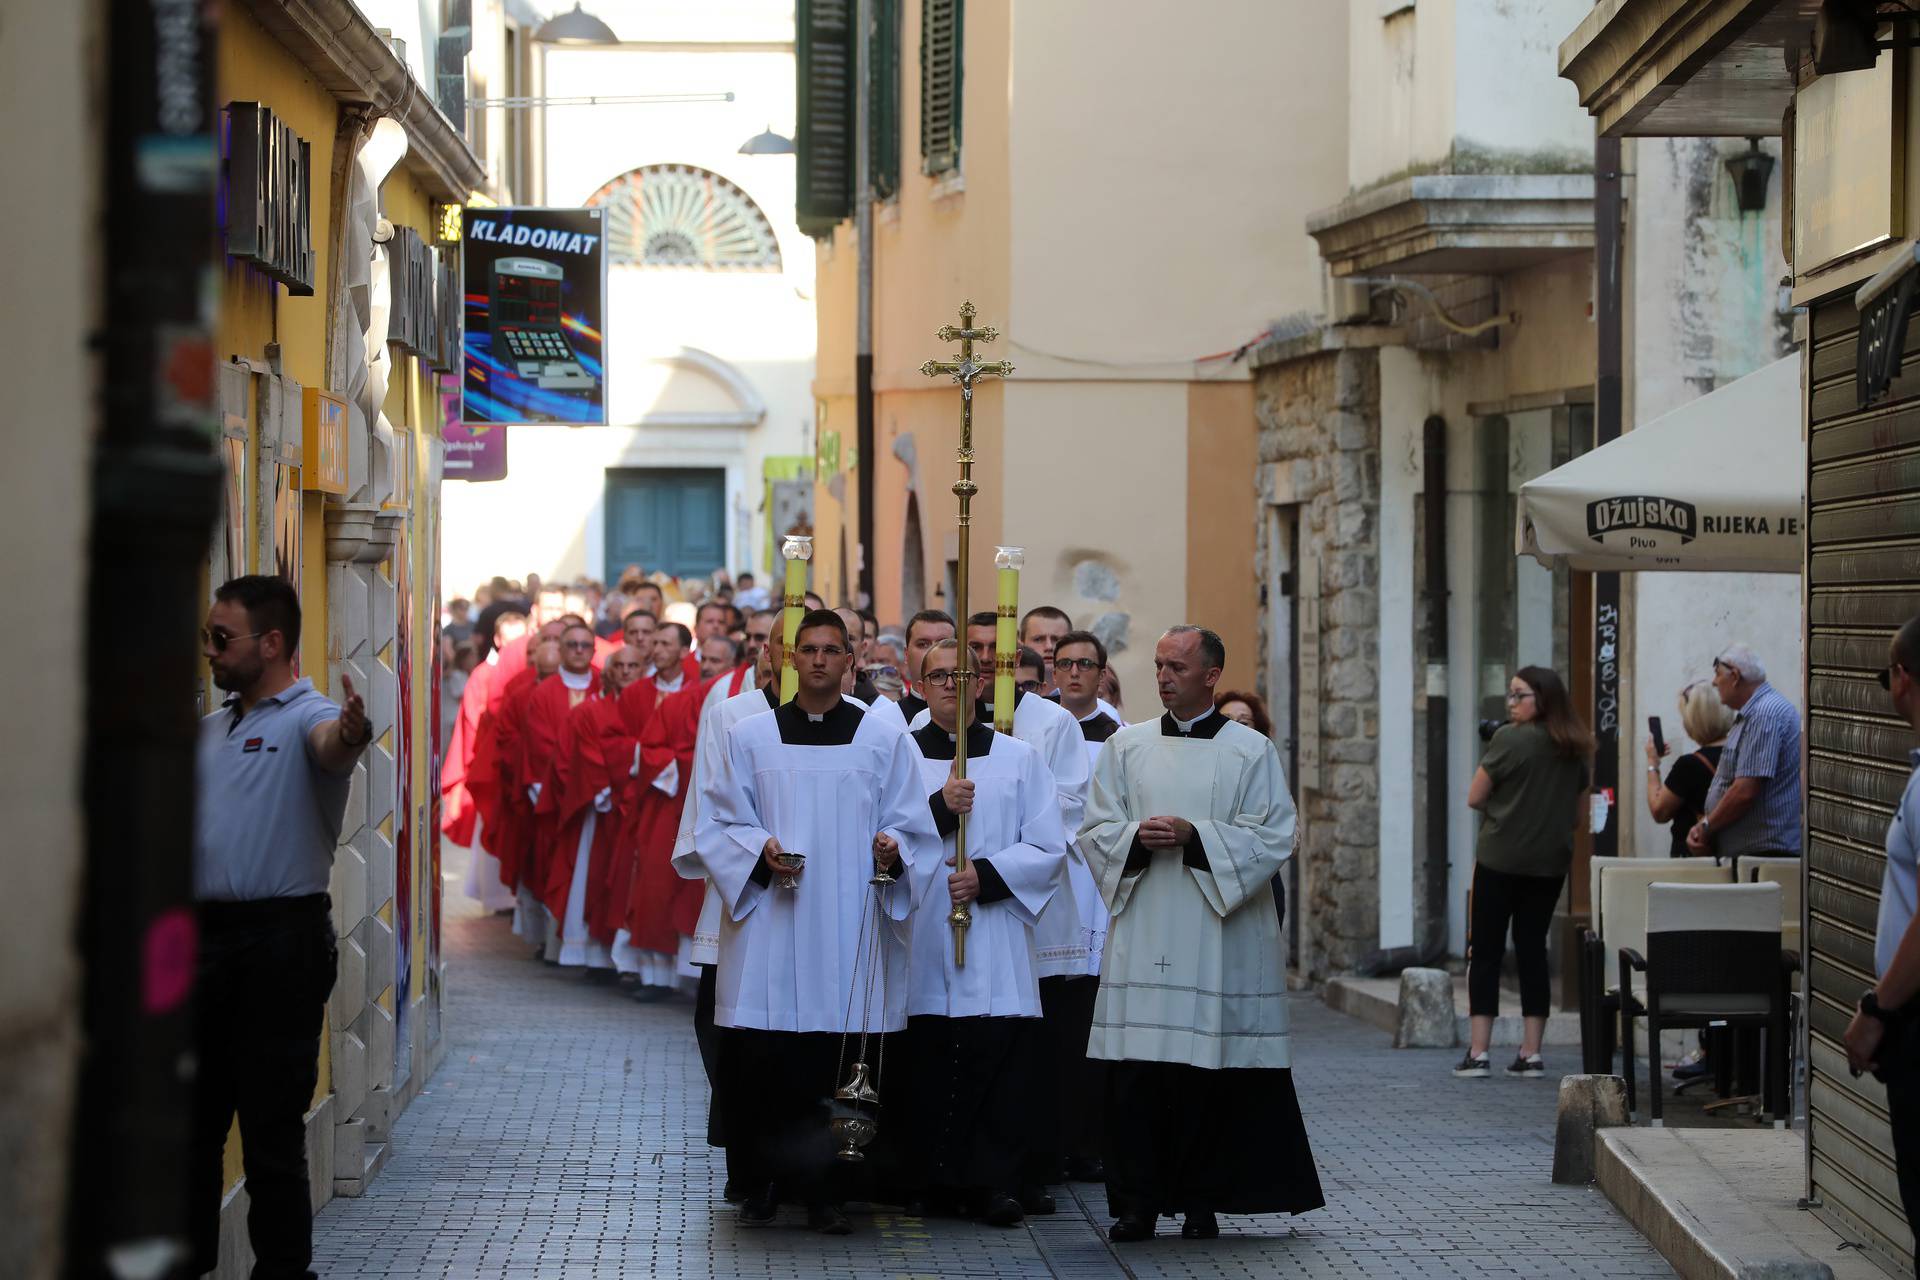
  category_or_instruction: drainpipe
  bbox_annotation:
[854,0,876,609]
[1422,414,1451,957]
[1358,413,1450,977]
[1593,135,1624,857]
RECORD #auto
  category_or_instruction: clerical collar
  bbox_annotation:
[558,667,594,691]
[655,670,683,694]
[773,696,863,746]
[913,721,995,761]
[1161,708,1228,739]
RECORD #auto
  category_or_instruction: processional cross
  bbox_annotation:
[920,301,1013,969]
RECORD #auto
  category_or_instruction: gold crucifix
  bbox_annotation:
[919,301,1013,968]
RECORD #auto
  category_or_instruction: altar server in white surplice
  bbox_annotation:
[902,640,1066,1227]
[1080,625,1324,1245]
[700,610,935,1236]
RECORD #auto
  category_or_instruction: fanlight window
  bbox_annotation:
[585,164,783,271]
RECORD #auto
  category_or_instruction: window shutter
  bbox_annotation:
[797,0,855,236]
[920,0,962,176]
[871,0,901,201]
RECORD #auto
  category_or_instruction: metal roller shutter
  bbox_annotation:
[1807,293,1920,1273]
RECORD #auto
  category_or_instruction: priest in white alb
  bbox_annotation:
[699,610,936,1236]
[1081,625,1324,1244]
[902,639,1066,1227]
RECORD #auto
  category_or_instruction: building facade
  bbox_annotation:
[439,0,817,597]
[1562,1,1920,1269]
[1255,0,1797,980]
[802,0,1348,704]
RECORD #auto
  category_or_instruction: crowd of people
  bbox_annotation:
[436,568,1321,1240]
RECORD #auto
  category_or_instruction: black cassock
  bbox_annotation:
[903,1015,1043,1199]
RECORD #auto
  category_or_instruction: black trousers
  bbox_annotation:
[1467,863,1564,1019]
[1886,1050,1920,1278]
[189,894,336,1280]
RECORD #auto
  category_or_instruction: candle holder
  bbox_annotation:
[778,535,812,704]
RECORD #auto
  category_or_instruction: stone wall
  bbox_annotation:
[1253,342,1382,980]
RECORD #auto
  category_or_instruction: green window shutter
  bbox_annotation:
[920,0,962,176]
[797,0,855,236]
[871,0,901,201]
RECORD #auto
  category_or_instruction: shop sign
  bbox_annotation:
[389,226,441,366]
[302,387,349,494]
[442,375,506,481]
[225,102,315,295]
[460,207,607,425]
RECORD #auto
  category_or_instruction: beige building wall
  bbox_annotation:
[816,0,1346,707]
[0,0,91,1270]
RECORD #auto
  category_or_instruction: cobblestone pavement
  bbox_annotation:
[313,882,1672,1279]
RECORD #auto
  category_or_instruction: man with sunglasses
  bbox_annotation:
[191,575,372,1280]
[1686,644,1802,861]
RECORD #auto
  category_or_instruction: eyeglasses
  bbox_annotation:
[202,627,263,652]
[1016,679,1042,694]
[794,644,846,658]
[1505,689,1536,704]
[922,670,960,689]
[1054,657,1102,673]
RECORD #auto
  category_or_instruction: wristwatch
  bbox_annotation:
[1862,990,1893,1022]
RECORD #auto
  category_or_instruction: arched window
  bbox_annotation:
[584,164,783,271]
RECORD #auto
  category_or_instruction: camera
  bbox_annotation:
[1477,719,1507,743]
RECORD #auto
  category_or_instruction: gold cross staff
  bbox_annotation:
[919,301,1013,968]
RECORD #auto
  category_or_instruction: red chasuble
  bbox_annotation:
[623,679,705,955]
[524,669,600,904]
[590,676,660,942]
[438,660,494,847]
[483,666,542,891]
[539,693,621,920]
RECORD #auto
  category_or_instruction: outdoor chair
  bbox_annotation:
[1577,857,1733,1073]
[1618,881,1795,1126]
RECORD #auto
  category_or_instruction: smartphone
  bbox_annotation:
[1649,715,1666,757]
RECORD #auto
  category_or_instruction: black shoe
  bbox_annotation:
[1017,1185,1056,1215]
[1109,1212,1156,1243]
[1181,1210,1219,1239]
[1505,1053,1545,1078]
[723,1178,744,1204]
[739,1186,777,1226]
[631,984,669,1003]
[1452,1052,1491,1078]
[807,1202,853,1235]
[981,1193,1025,1227]
[1065,1157,1105,1183]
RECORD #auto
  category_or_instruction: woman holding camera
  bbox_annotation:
[1455,667,1593,1079]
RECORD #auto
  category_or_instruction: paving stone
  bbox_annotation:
[310,850,1673,1278]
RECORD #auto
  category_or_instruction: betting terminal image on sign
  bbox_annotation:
[461,206,608,425]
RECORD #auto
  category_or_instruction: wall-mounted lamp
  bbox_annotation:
[737,126,796,156]
[535,3,618,45]
[1725,138,1774,215]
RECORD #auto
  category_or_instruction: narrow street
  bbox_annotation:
[311,864,1672,1279]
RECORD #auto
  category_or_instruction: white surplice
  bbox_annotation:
[906,727,1066,1018]
[556,811,611,968]
[1080,711,1297,1070]
[702,698,935,1033]
[909,690,1090,976]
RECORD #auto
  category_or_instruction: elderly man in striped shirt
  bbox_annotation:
[1686,643,1802,859]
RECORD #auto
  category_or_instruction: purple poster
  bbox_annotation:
[442,377,507,481]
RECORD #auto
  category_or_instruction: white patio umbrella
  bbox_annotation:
[1516,356,1803,573]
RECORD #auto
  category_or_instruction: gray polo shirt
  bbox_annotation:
[194,677,353,902]
[1879,749,1920,978]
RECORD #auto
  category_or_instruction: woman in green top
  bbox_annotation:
[1454,666,1593,1080]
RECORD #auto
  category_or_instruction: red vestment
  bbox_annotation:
[623,679,705,954]
[438,660,495,847]
[524,668,600,904]
[540,695,630,925]
[482,666,542,891]
[589,679,657,942]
